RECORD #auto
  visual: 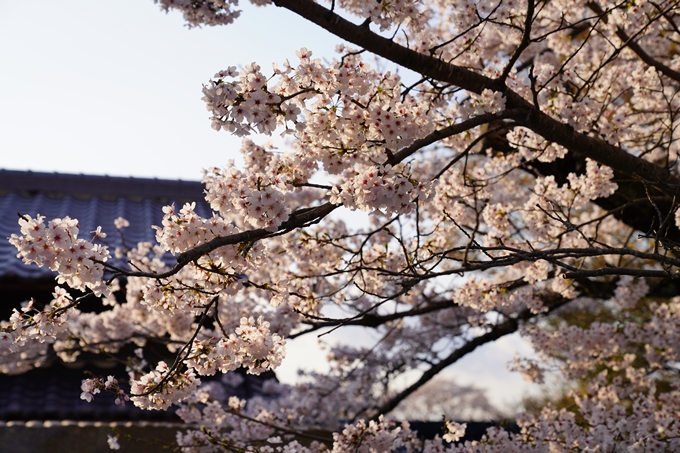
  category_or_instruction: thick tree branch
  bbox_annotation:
[372,294,571,418]
[105,202,339,279]
[290,299,455,338]
[499,0,535,82]
[400,246,680,280]
[272,0,679,187]
[587,1,680,83]
[384,110,521,167]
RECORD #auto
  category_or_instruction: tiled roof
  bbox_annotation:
[0,170,279,422]
[0,361,277,422]
[0,169,207,201]
[0,169,213,279]
[0,362,179,422]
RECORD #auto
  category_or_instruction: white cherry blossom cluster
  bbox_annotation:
[566,158,619,204]
[5,287,73,346]
[331,416,417,453]
[329,165,429,216]
[139,270,209,315]
[174,384,281,445]
[521,259,552,285]
[506,127,568,163]
[527,322,624,377]
[337,0,425,31]
[184,317,285,376]
[117,241,253,318]
[449,385,680,452]
[461,89,506,117]
[432,165,491,223]
[448,276,550,316]
[130,361,200,410]
[240,139,318,191]
[174,391,473,453]
[481,202,513,235]
[202,49,436,171]
[80,375,129,406]
[476,326,680,452]
[507,357,546,384]
[1,311,56,373]
[612,276,649,310]
[473,291,680,452]
[443,420,467,443]
[521,301,680,386]
[154,202,238,253]
[155,0,427,34]
[9,215,110,296]
[363,94,435,151]
[203,166,290,230]
[451,278,500,312]
[202,63,300,137]
[154,0,244,28]
[232,316,286,373]
[521,159,618,242]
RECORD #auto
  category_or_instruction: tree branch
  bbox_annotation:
[372,294,570,418]
[272,0,679,188]
[587,1,680,83]
[384,110,521,167]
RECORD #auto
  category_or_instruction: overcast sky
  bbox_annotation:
[0,0,544,413]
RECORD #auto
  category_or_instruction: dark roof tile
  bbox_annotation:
[0,170,213,279]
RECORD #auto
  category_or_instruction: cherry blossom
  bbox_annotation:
[6,0,680,452]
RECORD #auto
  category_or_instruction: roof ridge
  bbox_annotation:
[0,169,204,201]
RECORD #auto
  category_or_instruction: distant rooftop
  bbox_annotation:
[0,361,279,422]
[0,169,212,280]
[0,170,278,424]
[0,169,205,202]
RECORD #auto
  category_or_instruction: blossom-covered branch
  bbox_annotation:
[6,0,680,451]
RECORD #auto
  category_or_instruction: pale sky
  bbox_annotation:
[0,0,338,180]
[0,0,543,413]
